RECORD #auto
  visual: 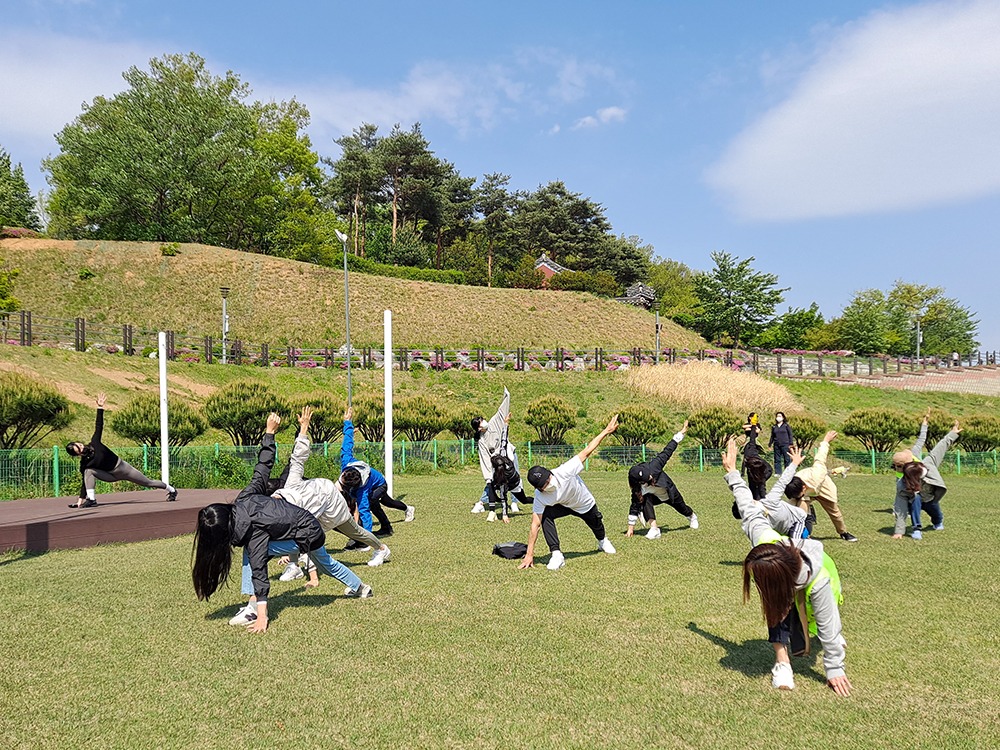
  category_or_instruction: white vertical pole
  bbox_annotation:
[158,332,170,487]
[383,309,393,496]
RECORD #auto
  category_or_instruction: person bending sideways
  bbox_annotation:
[192,413,374,634]
[341,408,414,539]
[722,437,851,696]
[519,415,620,571]
[67,393,177,507]
[783,431,859,543]
[626,420,699,539]
[471,386,528,517]
[892,413,960,538]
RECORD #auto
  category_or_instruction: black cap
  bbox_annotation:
[629,466,650,484]
[527,465,552,490]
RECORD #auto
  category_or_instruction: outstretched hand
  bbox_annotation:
[721,436,738,473]
[789,444,805,466]
[680,419,689,434]
[298,405,313,429]
[604,414,619,434]
[96,392,107,409]
[518,557,534,570]
[823,430,838,444]
[953,420,962,434]
[344,406,353,422]
[266,412,282,434]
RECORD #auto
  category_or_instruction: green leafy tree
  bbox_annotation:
[394,395,449,442]
[0,263,19,313]
[548,269,620,297]
[837,290,890,355]
[583,234,651,288]
[474,173,515,287]
[0,372,72,449]
[692,251,787,347]
[612,406,668,447]
[353,396,387,442]
[325,123,383,257]
[0,148,42,230]
[841,408,910,452]
[204,381,290,446]
[787,413,826,452]
[501,253,545,289]
[525,396,577,444]
[754,304,825,350]
[885,281,978,356]
[109,393,207,447]
[508,181,611,270]
[291,393,345,444]
[376,123,447,246]
[687,406,742,449]
[447,411,478,441]
[648,258,700,325]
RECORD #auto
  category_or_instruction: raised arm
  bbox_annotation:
[92,392,107,443]
[721,437,774,544]
[487,387,511,436]
[912,415,928,456]
[761,445,805,513]
[925,422,961,469]
[647,420,688,474]
[575,415,619,464]
[238,413,281,500]
[810,431,837,478]
[287,406,313,487]
[341,407,356,469]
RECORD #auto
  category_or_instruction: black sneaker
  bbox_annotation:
[375,526,394,538]
[840,532,859,542]
[166,489,178,502]
[344,540,363,551]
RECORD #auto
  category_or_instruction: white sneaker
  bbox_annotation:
[771,662,795,690]
[645,526,662,539]
[367,546,391,567]
[471,501,485,514]
[510,502,520,514]
[404,505,415,522]
[344,583,374,598]
[689,513,699,530]
[486,511,497,522]
[546,550,566,570]
[279,563,304,581]
[598,538,617,554]
[228,602,257,626]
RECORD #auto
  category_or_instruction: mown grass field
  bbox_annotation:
[2,472,998,749]
[0,238,706,349]
[1,344,998,453]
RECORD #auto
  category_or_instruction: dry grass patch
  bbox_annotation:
[623,361,800,413]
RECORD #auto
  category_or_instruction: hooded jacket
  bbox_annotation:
[628,432,684,503]
[274,433,354,531]
[341,419,387,507]
[230,434,324,601]
[477,387,511,482]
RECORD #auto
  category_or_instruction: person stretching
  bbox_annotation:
[892,415,960,536]
[193,413,374,634]
[67,393,177,507]
[270,406,391,577]
[783,432,858,543]
[470,387,527,517]
[341,408,414,538]
[626,420,699,539]
[723,436,851,696]
[519,415,619,571]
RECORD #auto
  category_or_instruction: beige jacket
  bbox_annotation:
[795,439,838,502]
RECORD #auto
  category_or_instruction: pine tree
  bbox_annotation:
[0,148,42,230]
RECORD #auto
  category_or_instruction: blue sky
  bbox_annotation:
[2,0,999,348]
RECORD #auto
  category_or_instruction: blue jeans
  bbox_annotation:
[909,493,923,529]
[773,446,792,473]
[241,540,362,596]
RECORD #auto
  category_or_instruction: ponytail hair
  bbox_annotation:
[743,543,802,627]
[191,503,235,601]
[902,462,924,494]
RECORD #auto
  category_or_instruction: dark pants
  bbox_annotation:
[541,503,605,552]
[370,484,407,533]
[628,484,693,523]
[486,481,528,515]
[921,484,946,526]
[773,446,792,474]
[768,605,807,656]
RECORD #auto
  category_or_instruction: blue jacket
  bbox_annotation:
[341,420,387,510]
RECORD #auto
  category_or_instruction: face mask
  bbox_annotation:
[776,416,784,423]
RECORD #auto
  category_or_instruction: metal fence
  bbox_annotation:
[2,440,997,501]
[2,309,997,374]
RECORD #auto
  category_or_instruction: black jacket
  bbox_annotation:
[230,434,324,601]
[628,439,682,512]
[769,422,794,448]
[78,409,119,498]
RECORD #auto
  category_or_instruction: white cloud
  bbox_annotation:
[572,105,627,130]
[706,0,1000,221]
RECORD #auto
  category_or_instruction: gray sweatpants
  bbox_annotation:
[333,517,382,550]
[85,459,169,493]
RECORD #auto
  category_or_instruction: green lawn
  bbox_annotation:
[2,473,997,749]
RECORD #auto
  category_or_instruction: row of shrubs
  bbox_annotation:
[4,370,1000,453]
[346,253,465,285]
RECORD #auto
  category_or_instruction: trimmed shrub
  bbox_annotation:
[0,371,72,449]
[109,392,207,447]
[612,405,668,447]
[203,381,290,446]
[395,395,449,442]
[353,396,385,442]
[688,406,742,449]
[346,253,465,285]
[841,408,910,453]
[525,396,576,444]
[548,269,620,297]
[159,242,181,257]
[958,415,1000,452]
[787,413,826,453]
[920,408,954,444]
[291,392,344,444]
[447,411,478,441]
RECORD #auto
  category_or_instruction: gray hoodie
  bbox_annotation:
[892,424,960,534]
[477,387,511,482]
[727,470,847,681]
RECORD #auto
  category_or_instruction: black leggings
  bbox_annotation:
[370,484,407,532]
[487,481,528,515]
[541,503,606,552]
[629,489,693,523]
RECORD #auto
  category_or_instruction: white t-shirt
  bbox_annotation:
[642,484,669,500]
[531,457,595,515]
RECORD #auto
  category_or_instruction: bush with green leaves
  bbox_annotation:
[841,408,910,452]
[687,406,742,449]
[109,392,206,447]
[958,415,1000,452]
[446,411,478,441]
[0,371,72,449]
[612,406,668,447]
[787,413,826,453]
[353,396,385,442]
[918,408,954,444]
[291,392,344,444]
[525,396,576,444]
[203,381,290,446]
[395,395,449,442]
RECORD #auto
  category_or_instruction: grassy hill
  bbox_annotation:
[0,238,706,349]
[2,345,997,452]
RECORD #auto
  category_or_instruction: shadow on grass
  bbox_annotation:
[686,622,825,685]
[872,507,894,514]
[718,560,743,567]
[562,549,601,561]
[206,590,345,621]
[0,549,41,566]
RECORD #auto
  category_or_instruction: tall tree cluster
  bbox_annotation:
[0,149,41,230]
